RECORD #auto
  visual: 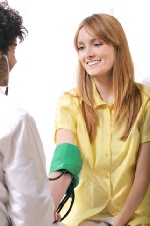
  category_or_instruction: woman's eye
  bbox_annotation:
[94,43,102,47]
[78,46,85,51]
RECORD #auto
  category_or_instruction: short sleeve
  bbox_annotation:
[140,101,150,143]
[54,92,80,140]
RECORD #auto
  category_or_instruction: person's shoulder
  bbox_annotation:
[136,82,150,97]
[64,87,80,96]
[58,87,80,101]
[136,83,150,107]
[57,87,82,107]
[0,92,30,128]
[1,93,27,113]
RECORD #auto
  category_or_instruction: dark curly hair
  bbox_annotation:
[0,1,28,54]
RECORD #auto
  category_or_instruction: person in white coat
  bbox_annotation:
[0,2,65,226]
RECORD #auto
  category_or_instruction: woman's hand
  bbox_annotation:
[54,211,61,222]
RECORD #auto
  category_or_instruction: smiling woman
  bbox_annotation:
[48,12,150,226]
[7,0,150,174]
[77,26,114,91]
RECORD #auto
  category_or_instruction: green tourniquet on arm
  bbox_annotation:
[50,143,82,187]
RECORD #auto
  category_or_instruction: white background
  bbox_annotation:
[7,0,150,172]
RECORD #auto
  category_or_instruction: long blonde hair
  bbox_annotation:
[74,13,142,142]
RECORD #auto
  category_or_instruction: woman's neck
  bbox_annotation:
[93,76,114,106]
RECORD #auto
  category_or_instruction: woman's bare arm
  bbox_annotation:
[114,142,150,226]
[49,129,75,210]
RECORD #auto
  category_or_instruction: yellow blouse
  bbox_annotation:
[54,82,150,226]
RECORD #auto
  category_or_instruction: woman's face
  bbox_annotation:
[77,26,114,78]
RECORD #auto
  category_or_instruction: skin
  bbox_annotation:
[50,28,116,210]
[114,142,150,226]
[50,27,150,225]
[7,42,17,71]
[77,26,114,105]
[0,54,8,86]
[0,39,17,86]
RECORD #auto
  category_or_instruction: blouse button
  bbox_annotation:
[105,153,109,157]
[104,174,110,179]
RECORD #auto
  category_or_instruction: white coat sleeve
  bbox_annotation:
[3,113,62,226]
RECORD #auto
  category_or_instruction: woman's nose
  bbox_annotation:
[85,47,94,58]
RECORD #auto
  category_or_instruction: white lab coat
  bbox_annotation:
[0,88,65,226]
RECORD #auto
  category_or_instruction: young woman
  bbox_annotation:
[49,13,150,226]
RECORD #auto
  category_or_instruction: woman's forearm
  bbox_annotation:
[114,142,150,226]
[114,177,149,226]
[49,171,72,210]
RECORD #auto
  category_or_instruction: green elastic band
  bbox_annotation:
[50,143,82,187]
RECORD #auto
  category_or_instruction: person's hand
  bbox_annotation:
[113,217,126,226]
[54,211,61,222]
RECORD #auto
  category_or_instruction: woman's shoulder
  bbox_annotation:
[136,82,150,97]
[59,87,80,100]
[64,87,80,96]
[136,82,150,107]
[57,87,82,107]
